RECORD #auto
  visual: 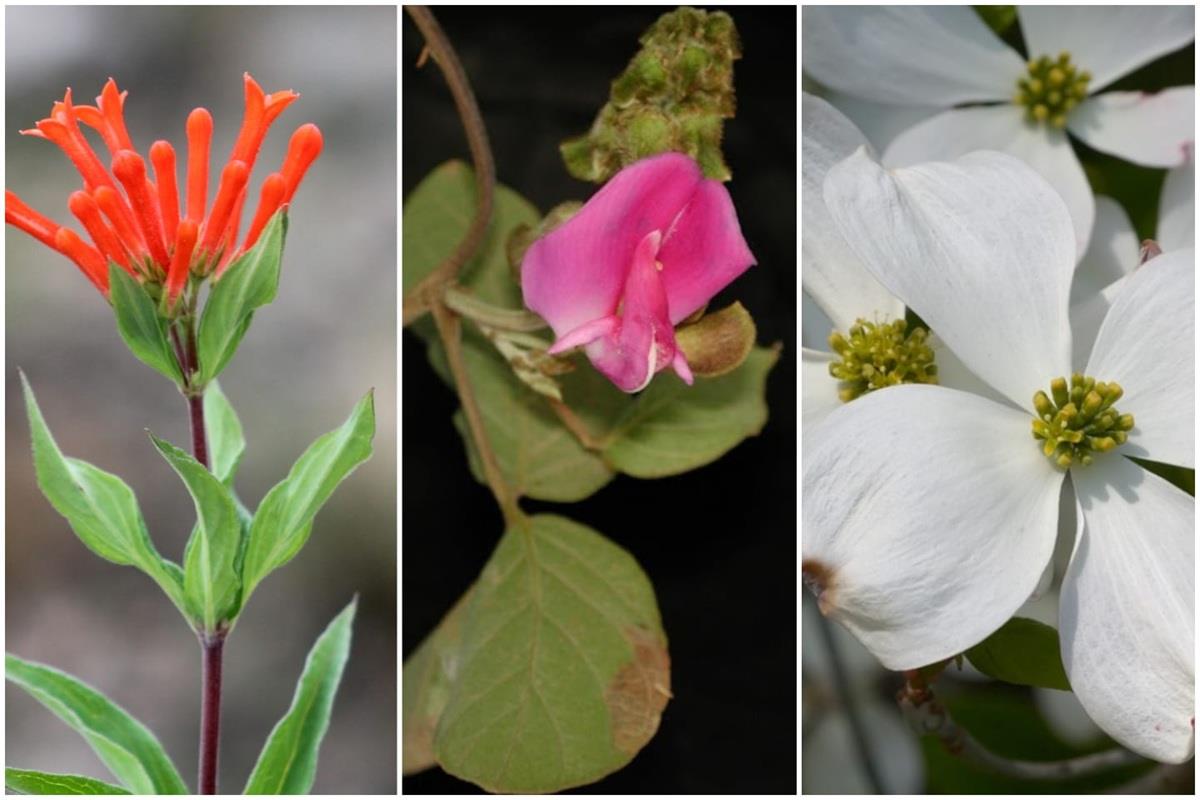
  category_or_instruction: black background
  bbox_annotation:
[402,6,796,793]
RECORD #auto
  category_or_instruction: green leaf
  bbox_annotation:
[203,382,246,486]
[244,598,357,794]
[6,654,187,794]
[965,617,1071,691]
[441,333,615,502]
[603,344,778,477]
[241,392,375,602]
[5,768,131,795]
[196,210,287,384]
[151,436,241,630]
[20,373,188,620]
[108,263,184,385]
[433,514,670,793]
[402,161,539,312]
[402,589,473,776]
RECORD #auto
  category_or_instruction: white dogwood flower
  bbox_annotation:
[803,5,1195,255]
[801,92,1000,429]
[803,148,1194,763]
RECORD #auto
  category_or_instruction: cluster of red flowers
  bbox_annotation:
[5,74,322,306]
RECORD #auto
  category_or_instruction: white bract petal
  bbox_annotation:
[1159,160,1195,252]
[1064,457,1195,763]
[803,384,1063,669]
[1018,6,1195,91]
[802,291,834,350]
[1068,88,1195,168]
[824,149,1074,409]
[1069,197,1137,367]
[819,90,942,153]
[1086,249,1194,468]
[1070,274,1128,376]
[801,6,1023,106]
[801,347,842,431]
[884,105,1094,257]
[930,335,1008,406]
[802,93,904,331]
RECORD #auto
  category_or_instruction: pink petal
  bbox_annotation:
[521,153,703,335]
[658,179,756,323]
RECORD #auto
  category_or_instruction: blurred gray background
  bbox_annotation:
[6,6,396,794]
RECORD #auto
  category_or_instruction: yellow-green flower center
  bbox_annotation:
[828,318,937,402]
[1031,374,1134,468]
[1014,52,1090,129]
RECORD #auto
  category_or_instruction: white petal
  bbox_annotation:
[931,335,1008,406]
[1018,6,1195,91]
[1069,197,1137,366]
[885,106,1094,257]
[802,6,1023,105]
[802,93,904,331]
[802,291,834,349]
[802,347,842,431]
[1159,160,1195,252]
[1063,457,1195,763]
[820,90,942,153]
[824,148,1075,409]
[1068,88,1195,168]
[1085,249,1195,468]
[1035,688,1104,747]
[803,384,1063,669]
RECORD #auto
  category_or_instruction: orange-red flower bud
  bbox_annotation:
[243,173,286,252]
[166,219,199,308]
[6,191,60,250]
[112,149,169,270]
[186,108,213,222]
[74,78,134,156]
[229,73,299,176]
[279,124,323,203]
[93,186,148,262]
[68,190,131,273]
[199,160,249,257]
[54,227,108,294]
[150,140,180,244]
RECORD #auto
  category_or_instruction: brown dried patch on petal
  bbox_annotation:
[605,626,671,755]
[802,558,835,615]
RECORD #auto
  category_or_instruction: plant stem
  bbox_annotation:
[198,633,225,794]
[897,672,1146,779]
[548,399,605,451]
[443,285,546,332]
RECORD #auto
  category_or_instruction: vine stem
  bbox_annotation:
[897,671,1146,780]
[406,6,518,524]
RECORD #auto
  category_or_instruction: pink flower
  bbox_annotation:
[522,153,756,392]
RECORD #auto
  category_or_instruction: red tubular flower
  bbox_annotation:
[243,173,286,251]
[186,108,213,223]
[68,191,131,273]
[8,77,319,298]
[54,228,108,294]
[112,150,169,271]
[166,219,199,308]
[149,141,180,244]
[6,191,60,250]
[279,124,324,203]
[198,160,249,259]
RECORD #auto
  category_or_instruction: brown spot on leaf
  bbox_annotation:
[605,627,671,755]
[802,558,835,615]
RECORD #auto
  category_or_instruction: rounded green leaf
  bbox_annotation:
[403,590,472,776]
[6,655,187,794]
[244,598,357,794]
[434,515,670,793]
[965,617,1072,691]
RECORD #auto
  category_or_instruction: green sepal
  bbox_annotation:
[965,617,1071,691]
[20,372,189,621]
[5,768,131,795]
[561,7,741,182]
[108,263,184,385]
[241,392,375,603]
[244,598,357,794]
[6,654,188,795]
[203,382,246,486]
[196,210,287,384]
[150,435,241,631]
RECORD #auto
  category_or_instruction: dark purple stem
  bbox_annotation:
[198,634,224,794]
[189,392,209,469]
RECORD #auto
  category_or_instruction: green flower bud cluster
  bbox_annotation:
[1031,374,1134,468]
[1015,52,1090,129]
[828,318,938,403]
[560,7,740,183]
